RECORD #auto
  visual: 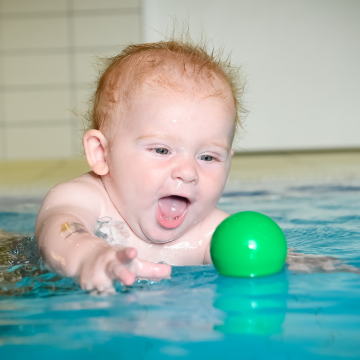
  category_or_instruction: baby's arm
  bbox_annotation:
[35,177,171,293]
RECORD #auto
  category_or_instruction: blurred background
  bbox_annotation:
[0,0,141,161]
[0,0,359,195]
[144,0,360,153]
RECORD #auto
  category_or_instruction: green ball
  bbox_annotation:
[210,211,287,278]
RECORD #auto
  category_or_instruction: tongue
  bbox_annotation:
[159,196,187,219]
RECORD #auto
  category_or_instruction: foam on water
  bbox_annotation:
[0,185,360,359]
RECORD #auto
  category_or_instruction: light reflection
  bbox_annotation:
[213,272,288,336]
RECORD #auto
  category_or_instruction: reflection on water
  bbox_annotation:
[214,273,288,336]
[0,185,360,359]
[0,265,291,347]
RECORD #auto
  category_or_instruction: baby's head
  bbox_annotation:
[83,37,245,244]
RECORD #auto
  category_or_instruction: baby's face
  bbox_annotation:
[103,84,235,244]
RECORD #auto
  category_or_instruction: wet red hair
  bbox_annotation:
[85,34,246,141]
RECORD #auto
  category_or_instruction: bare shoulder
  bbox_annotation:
[43,172,105,206]
[37,172,109,225]
[203,207,230,229]
[201,207,229,240]
[200,207,229,265]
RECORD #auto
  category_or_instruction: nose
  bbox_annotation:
[171,155,199,184]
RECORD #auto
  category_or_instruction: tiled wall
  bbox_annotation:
[0,0,141,160]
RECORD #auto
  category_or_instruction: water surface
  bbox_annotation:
[0,185,359,359]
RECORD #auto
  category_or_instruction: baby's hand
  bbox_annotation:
[78,245,172,294]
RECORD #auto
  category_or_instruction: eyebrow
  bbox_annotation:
[135,133,170,141]
[136,133,230,152]
[210,141,230,152]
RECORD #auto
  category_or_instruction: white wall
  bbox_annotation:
[142,0,360,152]
[0,0,141,160]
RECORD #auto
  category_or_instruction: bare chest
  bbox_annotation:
[94,216,211,265]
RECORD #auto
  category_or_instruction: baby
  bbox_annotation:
[35,38,245,294]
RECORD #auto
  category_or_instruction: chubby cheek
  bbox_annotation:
[198,166,228,206]
[114,153,168,204]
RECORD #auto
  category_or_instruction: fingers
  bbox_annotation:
[80,247,171,294]
[89,286,116,296]
[132,258,172,280]
[110,262,136,285]
[81,247,138,293]
[80,275,115,293]
[116,247,137,264]
[111,248,172,284]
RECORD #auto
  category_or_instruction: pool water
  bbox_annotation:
[0,185,360,359]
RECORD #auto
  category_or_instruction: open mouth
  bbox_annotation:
[157,195,190,229]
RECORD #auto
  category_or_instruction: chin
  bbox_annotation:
[141,223,188,244]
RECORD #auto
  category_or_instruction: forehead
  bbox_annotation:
[120,85,236,141]
[105,55,236,139]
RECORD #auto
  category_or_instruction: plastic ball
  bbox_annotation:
[210,211,287,277]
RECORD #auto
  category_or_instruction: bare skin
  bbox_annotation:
[35,81,236,294]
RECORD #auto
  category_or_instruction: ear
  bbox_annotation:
[83,130,109,176]
[231,149,234,156]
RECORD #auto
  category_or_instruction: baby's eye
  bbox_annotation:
[154,148,169,155]
[199,154,214,162]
